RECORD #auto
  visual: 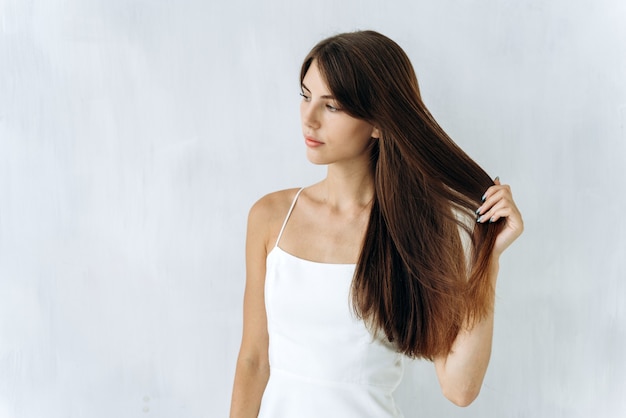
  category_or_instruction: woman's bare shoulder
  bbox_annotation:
[249,188,302,219]
[247,188,303,247]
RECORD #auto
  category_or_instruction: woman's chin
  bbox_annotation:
[305,152,329,165]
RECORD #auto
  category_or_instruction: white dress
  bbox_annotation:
[258,188,405,418]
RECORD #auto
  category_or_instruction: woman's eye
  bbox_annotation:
[299,92,310,101]
[326,104,340,112]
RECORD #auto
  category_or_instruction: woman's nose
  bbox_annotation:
[301,102,320,129]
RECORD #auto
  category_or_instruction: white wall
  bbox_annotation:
[1,0,624,417]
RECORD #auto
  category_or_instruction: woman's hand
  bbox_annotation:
[476,177,524,257]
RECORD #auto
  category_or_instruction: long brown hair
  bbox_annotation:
[301,30,503,359]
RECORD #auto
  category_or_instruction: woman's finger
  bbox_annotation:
[476,186,510,217]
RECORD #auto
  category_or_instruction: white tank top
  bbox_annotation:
[258,188,405,418]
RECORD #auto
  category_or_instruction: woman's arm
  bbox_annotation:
[433,260,499,407]
[434,179,523,407]
[230,199,273,418]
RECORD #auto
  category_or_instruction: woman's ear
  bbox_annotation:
[371,126,381,139]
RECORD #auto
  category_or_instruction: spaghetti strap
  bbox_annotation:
[275,188,304,248]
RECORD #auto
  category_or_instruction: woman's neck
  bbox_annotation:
[319,162,374,211]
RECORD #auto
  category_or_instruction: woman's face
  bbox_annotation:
[300,60,379,166]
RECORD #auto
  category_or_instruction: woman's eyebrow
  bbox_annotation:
[301,83,335,99]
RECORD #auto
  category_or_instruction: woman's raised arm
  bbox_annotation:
[434,179,523,406]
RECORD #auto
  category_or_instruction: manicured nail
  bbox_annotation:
[475,207,482,215]
[494,176,500,182]
[477,216,484,223]
[489,217,495,223]
[481,194,486,202]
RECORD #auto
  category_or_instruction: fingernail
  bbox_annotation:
[475,207,482,215]
[489,217,495,223]
[481,194,486,202]
[494,176,500,182]
[477,216,483,223]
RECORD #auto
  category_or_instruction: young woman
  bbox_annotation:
[230,30,523,417]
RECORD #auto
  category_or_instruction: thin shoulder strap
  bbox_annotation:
[275,188,304,248]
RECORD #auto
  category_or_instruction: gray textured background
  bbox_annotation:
[1,0,624,417]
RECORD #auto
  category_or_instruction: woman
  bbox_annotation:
[230,30,523,417]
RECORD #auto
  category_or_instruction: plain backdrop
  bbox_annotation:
[1,0,625,417]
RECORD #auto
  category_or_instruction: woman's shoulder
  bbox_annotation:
[246,188,303,251]
[248,187,303,226]
[250,187,302,212]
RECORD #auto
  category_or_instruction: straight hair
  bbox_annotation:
[301,30,503,359]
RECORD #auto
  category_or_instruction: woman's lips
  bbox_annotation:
[305,136,324,147]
